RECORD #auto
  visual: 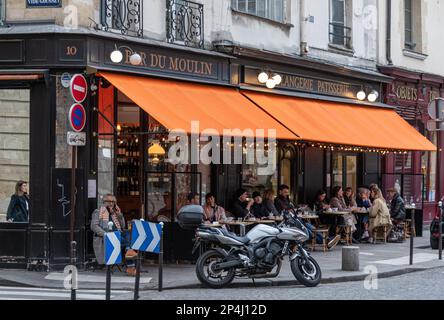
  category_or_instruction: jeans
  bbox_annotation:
[120,230,135,267]
[303,222,324,244]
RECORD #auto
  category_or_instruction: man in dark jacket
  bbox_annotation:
[387,188,406,221]
[230,188,253,219]
[274,184,294,214]
[251,191,269,218]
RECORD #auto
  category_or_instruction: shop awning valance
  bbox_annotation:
[242,91,436,151]
[98,72,297,140]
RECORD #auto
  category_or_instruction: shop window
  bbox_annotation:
[279,145,295,195]
[404,0,422,52]
[231,0,285,23]
[242,146,278,196]
[0,89,30,223]
[421,132,437,202]
[97,84,115,206]
[329,0,352,49]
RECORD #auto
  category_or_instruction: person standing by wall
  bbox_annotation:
[6,180,29,222]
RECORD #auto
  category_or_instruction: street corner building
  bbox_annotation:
[0,0,441,270]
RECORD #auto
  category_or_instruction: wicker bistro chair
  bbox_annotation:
[404,219,416,238]
[335,224,352,245]
[311,227,330,252]
[372,225,390,244]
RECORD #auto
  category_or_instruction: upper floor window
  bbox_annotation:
[329,0,352,49]
[231,0,285,23]
[166,0,204,49]
[100,0,143,38]
[404,0,422,52]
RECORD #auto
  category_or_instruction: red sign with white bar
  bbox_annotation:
[70,74,88,103]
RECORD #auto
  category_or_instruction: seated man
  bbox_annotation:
[91,194,138,276]
[230,188,254,219]
[251,191,269,219]
[387,187,406,242]
[202,193,226,223]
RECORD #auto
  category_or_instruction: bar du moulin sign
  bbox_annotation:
[27,0,61,7]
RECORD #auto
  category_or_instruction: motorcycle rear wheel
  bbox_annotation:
[290,255,322,287]
[196,249,236,289]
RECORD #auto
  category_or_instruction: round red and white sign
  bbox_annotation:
[70,74,88,103]
[68,103,87,132]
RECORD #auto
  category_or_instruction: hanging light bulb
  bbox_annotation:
[258,72,269,84]
[266,78,276,89]
[271,73,282,85]
[110,46,123,63]
[357,90,366,101]
[129,52,142,66]
[367,90,379,102]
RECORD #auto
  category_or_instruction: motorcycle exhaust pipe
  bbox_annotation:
[213,260,243,271]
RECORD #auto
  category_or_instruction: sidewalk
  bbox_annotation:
[0,230,442,291]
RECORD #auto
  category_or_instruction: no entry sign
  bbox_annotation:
[70,74,88,103]
[68,103,86,132]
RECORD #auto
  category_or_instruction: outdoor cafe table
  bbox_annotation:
[220,221,255,236]
[352,208,370,238]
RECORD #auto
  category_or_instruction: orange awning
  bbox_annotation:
[99,72,296,140]
[242,91,436,151]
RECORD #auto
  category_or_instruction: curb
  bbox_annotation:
[0,265,441,291]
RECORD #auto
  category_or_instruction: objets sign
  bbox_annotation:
[26,0,62,8]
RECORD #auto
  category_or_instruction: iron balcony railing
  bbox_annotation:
[166,0,204,49]
[100,0,143,38]
[329,22,352,48]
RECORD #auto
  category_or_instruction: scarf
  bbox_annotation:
[99,205,122,231]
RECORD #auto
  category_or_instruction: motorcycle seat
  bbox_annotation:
[219,228,250,244]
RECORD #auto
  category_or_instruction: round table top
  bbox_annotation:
[324,211,350,215]
[221,220,255,226]
[297,214,320,219]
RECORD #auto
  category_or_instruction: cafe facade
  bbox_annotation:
[379,66,444,224]
[0,27,436,270]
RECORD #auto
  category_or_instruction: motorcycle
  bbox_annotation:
[192,210,322,288]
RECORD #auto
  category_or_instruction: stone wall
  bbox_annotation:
[0,89,30,222]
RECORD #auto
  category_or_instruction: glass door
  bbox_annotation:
[332,152,357,191]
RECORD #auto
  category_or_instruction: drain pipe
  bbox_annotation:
[300,0,308,55]
[386,0,393,65]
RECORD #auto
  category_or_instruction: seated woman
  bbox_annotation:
[312,189,331,224]
[329,186,357,235]
[344,187,357,208]
[263,189,279,216]
[356,188,372,240]
[202,193,226,223]
[368,186,392,243]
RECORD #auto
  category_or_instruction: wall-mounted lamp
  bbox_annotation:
[357,90,367,101]
[367,90,379,103]
[110,44,142,65]
[356,88,379,102]
[258,71,282,89]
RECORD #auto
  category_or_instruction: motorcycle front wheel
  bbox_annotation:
[290,255,322,287]
[196,249,236,289]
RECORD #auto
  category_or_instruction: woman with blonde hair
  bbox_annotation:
[368,186,392,243]
[263,189,279,216]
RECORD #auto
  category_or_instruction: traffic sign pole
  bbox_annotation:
[159,222,164,292]
[409,206,415,265]
[105,265,111,300]
[134,251,141,300]
[69,146,77,300]
[439,201,443,260]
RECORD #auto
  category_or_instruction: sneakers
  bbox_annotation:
[125,249,138,260]
[327,235,341,250]
[361,231,369,240]
[126,266,137,276]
